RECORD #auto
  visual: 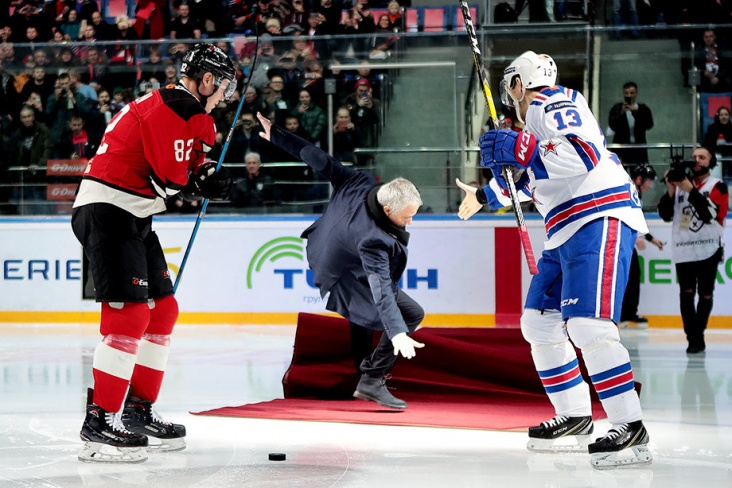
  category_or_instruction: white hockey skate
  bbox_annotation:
[527,415,594,453]
[589,420,652,469]
[122,397,187,452]
[79,404,148,463]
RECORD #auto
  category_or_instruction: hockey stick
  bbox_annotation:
[174,38,260,292]
[458,0,539,275]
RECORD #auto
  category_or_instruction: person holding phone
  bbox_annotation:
[608,81,654,165]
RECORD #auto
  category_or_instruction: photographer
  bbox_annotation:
[608,81,654,165]
[658,147,728,354]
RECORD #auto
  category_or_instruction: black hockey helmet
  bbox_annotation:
[630,163,657,181]
[181,43,236,100]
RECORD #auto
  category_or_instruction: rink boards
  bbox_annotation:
[0,215,731,328]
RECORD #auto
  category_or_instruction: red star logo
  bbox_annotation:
[541,140,561,156]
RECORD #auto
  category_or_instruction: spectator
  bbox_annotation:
[80,46,108,88]
[313,0,341,35]
[87,88,113,142]
[54,46,78,71]
[162,62,179,85]
[76,24,97,59]
[139,47,165,83]
[262,73,290,126]
[370,14,398,59]
[21,89,47,124]
[88,11,115,41]
[695,29,731,93]
[283,0,308,33]
[302,59,326,107]
[16,25,42,62]
[608,81,654,165]
[703,106,732,163]
[59,9,84,40]
[242,85,264,114]
[230,151,279,208]
[620,164,664,328]
[170,3,202,40]
[345,78,380,153]
[19,65,54,107]
[265,17,282,36]
[56,114,97,159]
[293,88,326,145]
[658,147,728,354]
[44,0,73,31]
[9,104,52,214]
[68,68,97,101]
[386,0,403,31]
[46,72,93,157]
[332,106,359,163]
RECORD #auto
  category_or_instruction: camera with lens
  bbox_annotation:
[664,156,695,183]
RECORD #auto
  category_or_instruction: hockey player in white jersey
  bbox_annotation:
[457,51,652,469]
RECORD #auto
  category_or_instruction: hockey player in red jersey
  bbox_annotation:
[71,43,235,463]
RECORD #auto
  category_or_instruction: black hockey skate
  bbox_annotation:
[79,403,149,463]
[588,420,652,469]
[527,415,594,453]
[122,396,187,451]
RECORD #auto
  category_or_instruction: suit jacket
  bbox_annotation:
[271,126,409,338]
[608,102,654,164]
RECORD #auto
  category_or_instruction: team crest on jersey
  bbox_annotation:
[541,140,561,156]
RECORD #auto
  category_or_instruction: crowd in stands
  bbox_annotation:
[2,0,732,214]
[0,0,406,214]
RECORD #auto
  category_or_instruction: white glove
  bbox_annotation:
[455,178,483,220]
[391,332,425,359]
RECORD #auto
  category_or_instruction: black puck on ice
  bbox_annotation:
[268,452,286,461]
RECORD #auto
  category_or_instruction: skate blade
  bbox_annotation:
[78,442,148,464]
[591,445,652,469]
[527,435,591,454]
[147,437,186,452]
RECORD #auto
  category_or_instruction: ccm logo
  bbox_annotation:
[561,298,579,306]
[517,131,533,162]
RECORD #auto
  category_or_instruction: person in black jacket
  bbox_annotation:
[703,106,732,160]
[257,112,425,410]
[608,81,654,165]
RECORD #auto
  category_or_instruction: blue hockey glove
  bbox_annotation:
[479,129,540,170]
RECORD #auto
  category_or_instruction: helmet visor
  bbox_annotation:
[499,79,514,108]
[216,76,236,101]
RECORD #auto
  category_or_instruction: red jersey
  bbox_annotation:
[74,83,216,217]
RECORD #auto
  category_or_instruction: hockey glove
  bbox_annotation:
[480,129,540,171]
[391,332,425,359]
[186,161,233,201]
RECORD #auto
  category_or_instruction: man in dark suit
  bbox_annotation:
[257,112,425,410]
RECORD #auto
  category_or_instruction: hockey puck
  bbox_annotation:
[268,453,286,461]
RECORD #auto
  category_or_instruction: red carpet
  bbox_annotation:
[195,314,618,430]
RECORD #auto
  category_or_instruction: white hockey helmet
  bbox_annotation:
[500,51,557,107]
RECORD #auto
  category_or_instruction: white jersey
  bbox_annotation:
[523,85,648,249]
